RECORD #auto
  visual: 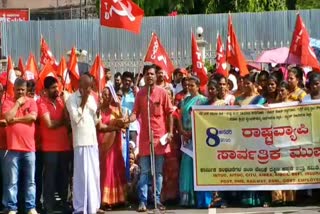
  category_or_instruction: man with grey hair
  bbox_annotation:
[66,73,101,214]
[2,78,38,214]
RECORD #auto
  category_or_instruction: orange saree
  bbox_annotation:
[98,107,127,205]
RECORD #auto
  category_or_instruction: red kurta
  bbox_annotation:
[133,86,174,156]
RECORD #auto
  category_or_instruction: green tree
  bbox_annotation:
[97,0,197,16]
[133,0,196,16]
[96,0,319,17]
[296,0,320,9]
[206,0,287,13]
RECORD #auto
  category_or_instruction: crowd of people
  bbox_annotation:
[0,61,320,214]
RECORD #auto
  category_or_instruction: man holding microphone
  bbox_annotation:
[122,64,174,212]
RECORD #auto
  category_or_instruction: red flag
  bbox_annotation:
[57,57,72,93]
[18,57,25,73]
[144,33,175,81]
[191,33,208,86]
[226,14,249,77]
[90,55,106,93]
[6,56,17,98]
[24,53,39,80]
[68,47,80,80]
[36,62,57,94]
[216,34,228,77]
[289,14,320,70]
[40,36,58,70]
[100,0,144,34]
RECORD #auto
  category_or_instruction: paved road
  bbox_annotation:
[102,206,320,214]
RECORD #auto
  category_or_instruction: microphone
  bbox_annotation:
[147,86,151,140]
[147,85,158,211]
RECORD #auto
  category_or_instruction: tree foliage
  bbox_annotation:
[296,0,320,9]
[206,0,287,13]
[95,0,320,16]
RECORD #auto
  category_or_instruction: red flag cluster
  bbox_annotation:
[5,12,320,100]
[4,36,108,99]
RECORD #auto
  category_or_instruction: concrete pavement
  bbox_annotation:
[103,206,320,214]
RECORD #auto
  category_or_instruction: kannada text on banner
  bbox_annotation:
[192,103,320,191]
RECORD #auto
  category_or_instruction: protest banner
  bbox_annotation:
[192,103,320,191]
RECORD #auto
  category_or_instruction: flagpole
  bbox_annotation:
[286,12,299,67]
[191,27,193,75]
[62,69,70,92]
[99,26,102,97]
[63,55,71,92]
[98,0,102,97]
[4,59,9,101]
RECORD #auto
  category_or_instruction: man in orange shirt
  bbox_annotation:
[124,64,174,212]
[37,76,72,214]
[2,78,38,214]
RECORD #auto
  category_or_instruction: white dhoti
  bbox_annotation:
[73,145,100,214]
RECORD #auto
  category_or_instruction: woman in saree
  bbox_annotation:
[212,74,235,105]
[235,73,266,106]
[270,80,297,206]
[207,80,226,106]
[206,80,227,208]
[303,72,320,101]
[179,76,212,208]
[235,73,269,207]
[232,71,244,98]
[278,81,291,103]
[265,75,281,104]
[161,87,181,203]
[257,70,269,97]
[287,67,306,102]
[98,86,127,210]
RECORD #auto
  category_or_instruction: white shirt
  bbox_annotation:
[66,90,100,148]
[173,83,183,96]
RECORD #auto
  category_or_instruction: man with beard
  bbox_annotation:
[172,68,187,96]
[114,72,122,92]
[122,64,174,212]
[2,78,38,214]
[38,76,72,214]
[155,66,173,90]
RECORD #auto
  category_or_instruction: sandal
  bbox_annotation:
[156,203,166,211]
[137,202,147,212]
[263,202,270,208]
[209,197,222,208]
